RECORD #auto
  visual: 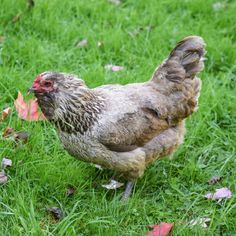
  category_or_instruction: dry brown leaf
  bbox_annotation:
[66,185,76,197]
[2,128,30,144]
[2,127,14,137]
[14,131,30,143]
[208,176,222,185]
[1,107,11,121]
[47,207,63,220]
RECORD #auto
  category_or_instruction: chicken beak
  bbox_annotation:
[27,87,35,95]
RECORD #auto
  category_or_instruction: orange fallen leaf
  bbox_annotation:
[147,222,173,236]
[14,91,46,121]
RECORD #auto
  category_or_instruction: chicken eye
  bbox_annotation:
[42,80,52,87]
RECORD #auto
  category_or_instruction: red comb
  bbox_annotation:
[35,74,42,82]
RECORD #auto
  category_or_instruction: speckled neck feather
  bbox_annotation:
[53,90,105,134]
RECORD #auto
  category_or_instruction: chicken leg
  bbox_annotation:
[122,181,135,201]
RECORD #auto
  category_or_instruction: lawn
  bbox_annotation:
[0,0,236,235]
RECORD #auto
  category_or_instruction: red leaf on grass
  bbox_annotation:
[14,91,46,121]
[147,222,173,236]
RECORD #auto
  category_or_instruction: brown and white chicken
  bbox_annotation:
[30,36,205,199]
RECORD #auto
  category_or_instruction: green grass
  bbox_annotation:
[0,0,236,235]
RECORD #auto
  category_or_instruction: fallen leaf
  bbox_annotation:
[105,64,124,72]
[189,217,211,228]
[1,107,11,121]
[47,207,63,220]
[14,91,46,121]
[2,128,30,143]
[102,179,124,189]
[1,158,12,169]
[2,127,14,137]
[108,0,121,5]
[14,131,30,143]
[76,39,88,48]
[208,176,222,185]
[0,171,8,184]
[147,222,173,236]
[205,187,232,200]
[66,185,76,197]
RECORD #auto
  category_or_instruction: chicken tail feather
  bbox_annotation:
[152,36,206,82]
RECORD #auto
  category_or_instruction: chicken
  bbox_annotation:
[30,36,205,199]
